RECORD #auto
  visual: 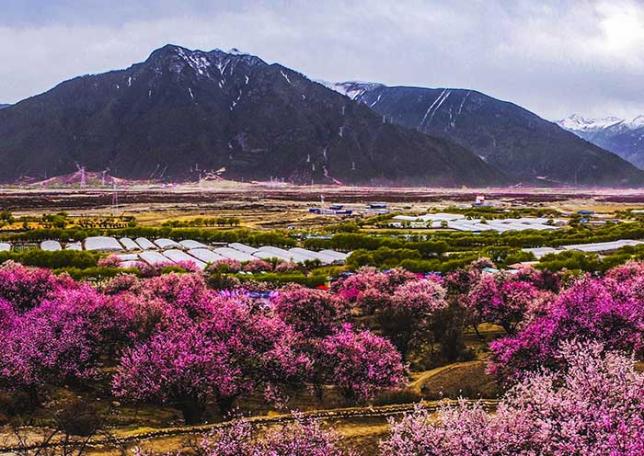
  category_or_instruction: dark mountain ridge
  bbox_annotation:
[0,45,504,186]
[328,82,643,187]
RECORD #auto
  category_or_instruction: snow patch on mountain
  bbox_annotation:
[557,114,624,131]
[558,114,644,169]
[317,80,383,100]
[558,114,644,132]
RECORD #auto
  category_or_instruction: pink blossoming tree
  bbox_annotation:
[0,261,77,312]
[273,285,348,337]
[380,279,448,358]
[380,340,644,455]
[489,275,643,380]
[199,415,353,455]
[113,296,312,423]
[319,326,405,402]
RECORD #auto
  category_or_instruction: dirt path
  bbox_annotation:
[408,360,482,393]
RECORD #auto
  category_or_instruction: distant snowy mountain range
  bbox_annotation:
[557,114,644,169]
[321,81,643,186]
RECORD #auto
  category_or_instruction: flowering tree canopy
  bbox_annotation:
[273,285,348,337]
[466,273,547,334]
[319,326,405,401]
[113,296,312,422]
[380,340,644,456]
[381,279,448,357]
[200,415,353,456]
[0,286,127,389]
[0,261,76,312]
[489,274,643,380]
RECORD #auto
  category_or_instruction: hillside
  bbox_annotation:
[327,82,644,187]
[0,46,504,187]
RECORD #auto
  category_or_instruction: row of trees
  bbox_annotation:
[167,340,642,455]
[162,217,241,227]
[0,263,404,424]
[305,220,644,252]
[3,227,296,248]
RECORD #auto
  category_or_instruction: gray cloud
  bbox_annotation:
[0,0,643,119]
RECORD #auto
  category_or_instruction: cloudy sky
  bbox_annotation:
[1,0,643,120]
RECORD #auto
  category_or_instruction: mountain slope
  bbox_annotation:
[0,45,504,186]
[0,104,9,110]
[328,82,643,187]
[558,114,644,169]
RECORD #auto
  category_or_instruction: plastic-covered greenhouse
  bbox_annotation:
[84,236,123,251]
[139,251,170,265]
[229,242,259,254]
[179,240,209,250]
[65,242,83,251]
[41,240,62,251]
[162,249,207,269]
[120,238,140,251]
[213,247,256,262]
[154,238,183,250]
[135,237,156,250]
[187,248,225,264]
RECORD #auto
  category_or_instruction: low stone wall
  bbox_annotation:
[0,399,499,453]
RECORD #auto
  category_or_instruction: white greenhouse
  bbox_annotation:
[319,249,348,262]
[254,250,292,262]
[119,238,140,251]
[41,240,62,251]
[228,242,259,254]
[135,237,156,250]
[187,248,225,264]
[179,240,209,250]
[139,250,170,266]
[162,249,207,269]
[213,247,256,262]
[154,238,183,250]
[65,241,83,251]
[84,236,123,251]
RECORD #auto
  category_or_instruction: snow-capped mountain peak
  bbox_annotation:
[625,115,644,129]
[557,114,644,169]
[557,114,625,131]
[316,80,383,100]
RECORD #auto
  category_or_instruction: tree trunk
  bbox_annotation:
[178,399,206,425]
[216,395,237,418]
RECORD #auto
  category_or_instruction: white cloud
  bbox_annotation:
[0,0,642,119]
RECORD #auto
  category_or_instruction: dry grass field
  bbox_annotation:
[1,184,642,232]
